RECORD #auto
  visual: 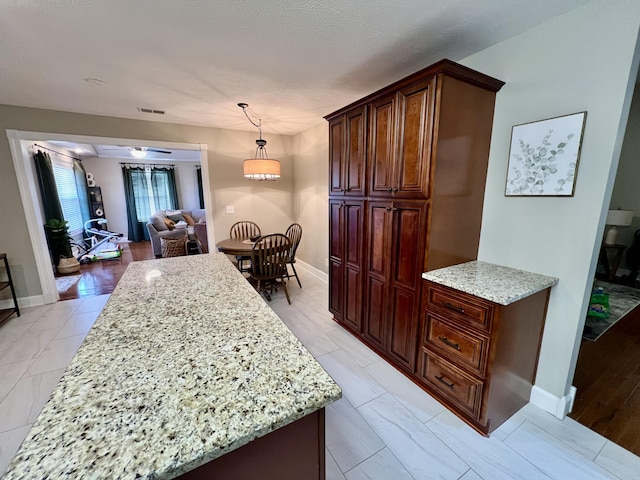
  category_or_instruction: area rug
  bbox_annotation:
[56,274,81,293]
[583,280,640,341]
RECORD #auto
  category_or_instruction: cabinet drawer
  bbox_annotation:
[418,348,483,418]
[424,314,489,377]
[427,285,493,332]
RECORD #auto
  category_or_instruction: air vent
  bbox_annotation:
[137,107,166,115]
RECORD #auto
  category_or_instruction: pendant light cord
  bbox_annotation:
[238,103,263,140]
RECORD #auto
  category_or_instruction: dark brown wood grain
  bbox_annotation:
[570,304,640,456]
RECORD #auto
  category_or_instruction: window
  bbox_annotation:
[130,167,176,222]
[52,158,84,235]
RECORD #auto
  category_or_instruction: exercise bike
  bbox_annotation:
[71,218,123,263]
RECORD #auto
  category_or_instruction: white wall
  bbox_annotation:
[462,0,640,409]
[81,157,201,238]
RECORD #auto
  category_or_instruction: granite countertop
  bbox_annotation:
[4,253,341,479]
[422,261,558,305]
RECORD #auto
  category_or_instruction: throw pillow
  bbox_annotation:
[167,211,186,223]
[182,212,196,226]
[151,215,168,231]
[163,218,175,231]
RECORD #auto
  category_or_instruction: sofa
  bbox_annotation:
[146,209,207,257]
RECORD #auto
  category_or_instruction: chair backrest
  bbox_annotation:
[250,234,291,281]
[285,223,302,262]
[230,221,261,239]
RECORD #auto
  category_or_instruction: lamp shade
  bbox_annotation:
[606,209,634,227]
[243,158,281,181]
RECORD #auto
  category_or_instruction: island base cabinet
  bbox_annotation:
[180,409,326,479]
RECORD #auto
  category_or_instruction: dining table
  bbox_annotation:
[216,237,256,256]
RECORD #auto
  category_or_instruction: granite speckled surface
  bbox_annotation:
[422,261,558,305]
[4,253,341,480]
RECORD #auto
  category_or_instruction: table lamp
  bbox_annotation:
[604,209,634,245]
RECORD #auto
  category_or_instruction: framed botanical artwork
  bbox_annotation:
[505,111,587,196]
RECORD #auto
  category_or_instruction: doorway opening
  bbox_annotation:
[7,130,212,304]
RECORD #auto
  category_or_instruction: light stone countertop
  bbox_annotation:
[4,253,341,479]
[422,261,558,305]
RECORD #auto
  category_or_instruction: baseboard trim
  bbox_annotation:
[0,295,45,310]
[530,385,577,419]
[295,260,328,284]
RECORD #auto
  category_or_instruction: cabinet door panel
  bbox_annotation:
[388,286,418,370]
[364,276,387,348]
[395,80,434,198]
[329,260,343,319]
[364,202,393,347]
[367,203,392,275]
[369,95,396,197]
[392,203,427,289]
[345,107,366,195]
[329,117,345,195]
[343,201,364,331]
[328,200,344,320]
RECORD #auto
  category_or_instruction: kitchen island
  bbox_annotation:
[4,253,341,479]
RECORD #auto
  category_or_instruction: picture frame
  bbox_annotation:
[504,111,587,196]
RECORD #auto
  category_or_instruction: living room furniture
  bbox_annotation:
[326,59,504,376]
[147,208,206,257]
[421,261,557,435]
[285,223,303,288]
[161,233,188,258]
[249,234,292,304]
[597,243,626,282]
[3,254,340,479]
[0,253,20,326]
[193,223,208,253]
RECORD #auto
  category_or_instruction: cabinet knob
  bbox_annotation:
[385,206,392,211]
[386,187,392,192]
[392,187,399,192]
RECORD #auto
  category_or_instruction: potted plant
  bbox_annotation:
[44,219,80,274]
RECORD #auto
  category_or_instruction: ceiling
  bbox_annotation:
[1,0,591,136]
[47,141,201,162]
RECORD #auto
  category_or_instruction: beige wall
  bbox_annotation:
[291,121,329,275]
[0,105,295,300]
[462,0,640,406]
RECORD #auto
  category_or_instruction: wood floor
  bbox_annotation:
[57,241,155,300]
[570,302,640,456]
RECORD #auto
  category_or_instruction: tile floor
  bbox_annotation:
[1,265,640,479]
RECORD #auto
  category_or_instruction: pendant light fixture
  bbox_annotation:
[238,102,281,181]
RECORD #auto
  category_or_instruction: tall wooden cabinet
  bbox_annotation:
[326,60,504,385]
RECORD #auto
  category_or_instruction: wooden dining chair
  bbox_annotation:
[285,223,303,288]
[230,221,261,271]
[249,233,292,304]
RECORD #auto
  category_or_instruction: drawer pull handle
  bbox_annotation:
[435,375,455,389]
[438,336,461,350]
[443,302,465,314]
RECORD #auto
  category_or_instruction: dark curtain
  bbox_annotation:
[72,159,91,228]
[150,167,178,210]
[121,166,150,242]
[196,166,204,209]
[33,150,63,222]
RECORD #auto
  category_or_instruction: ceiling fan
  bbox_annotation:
[101,146,172,158]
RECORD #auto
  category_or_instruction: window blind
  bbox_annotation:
[52,160,84,235]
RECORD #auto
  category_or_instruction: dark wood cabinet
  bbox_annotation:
[329,106,367,196]
[418,281,551,435]
[329,199,364,332]
[0,253,20,326]
[364,201,427,371]
[326,59,504,393]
